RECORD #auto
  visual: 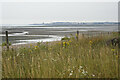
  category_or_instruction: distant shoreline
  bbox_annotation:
[0,21,118,27]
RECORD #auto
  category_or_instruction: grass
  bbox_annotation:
[2,32,119,78]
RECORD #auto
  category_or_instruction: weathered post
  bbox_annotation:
[6,31,9,50]
[76,30,79,41]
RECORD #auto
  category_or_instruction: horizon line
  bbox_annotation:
[0,21,119,25]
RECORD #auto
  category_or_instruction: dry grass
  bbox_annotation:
[2,33,119,78]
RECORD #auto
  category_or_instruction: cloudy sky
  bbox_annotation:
[0,1,119,24]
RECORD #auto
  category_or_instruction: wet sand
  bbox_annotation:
[1,25,117,45]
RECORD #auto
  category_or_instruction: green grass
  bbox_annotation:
[2,33,119,78]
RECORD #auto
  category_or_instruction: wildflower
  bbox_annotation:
[69,73,73,76]
[73,66,75,69]
[29,50,32,53]
[78,66,83,72]
[80,66,83,69]
[66,42,69,46]
[69,40,72,43]
[82,69,88,76]
[63,42,66,44]
[89,40,93,45]
[82,69,85,74]
[92,74,95,77]
[69,70,73,76]
[76,33,79,37]
[63,42,66,47]
[111,49,115,52]
[76,33,78,36]
[17,53,20,56]
[35,46,38,49]
[71,70,73,73]
[63,42,65,45]
[85,71,88,74]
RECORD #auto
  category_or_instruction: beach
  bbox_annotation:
[1,25,118,45]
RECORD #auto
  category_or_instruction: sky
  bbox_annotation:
[0,0,119,24]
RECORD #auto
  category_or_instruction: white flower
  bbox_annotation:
[71,70,73,73]
[80,66,83,69]
[92,74,95,77]
[69,73,73,76]
[82,69,88,76]
[17,53,19,56]
[82,70,85,74]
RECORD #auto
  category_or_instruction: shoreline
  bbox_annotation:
[1,25,117,45]
[1,31,115,50]
[2,40,62,50]
[1,32,100,50]
[2,31,114,48]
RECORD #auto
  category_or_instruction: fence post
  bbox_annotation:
[76,30,79,41]
[6,31,9,50]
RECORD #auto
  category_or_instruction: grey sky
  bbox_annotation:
[0,2,118,24]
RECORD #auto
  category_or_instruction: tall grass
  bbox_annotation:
[2,33,119,78]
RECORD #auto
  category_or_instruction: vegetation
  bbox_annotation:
[2,41,11,46]
[2,32,119,78]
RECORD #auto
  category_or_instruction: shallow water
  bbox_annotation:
[0,25,118,45]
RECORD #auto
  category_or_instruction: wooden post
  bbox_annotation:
[6,31,9,50]
[76,30,79,41]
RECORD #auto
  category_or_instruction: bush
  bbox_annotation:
[61,36,70,41]
[2,42,11,46]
